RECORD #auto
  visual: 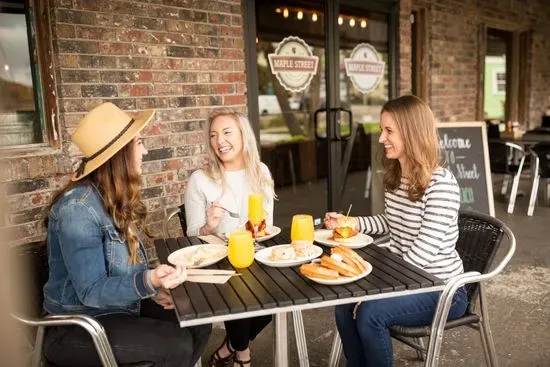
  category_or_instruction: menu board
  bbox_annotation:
[437,122,495,216]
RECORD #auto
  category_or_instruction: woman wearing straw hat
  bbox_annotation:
[42,102,211,366]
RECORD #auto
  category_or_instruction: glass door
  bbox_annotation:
[254,0,395,226]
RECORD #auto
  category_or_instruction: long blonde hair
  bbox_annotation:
[203,108,275,202]
[49,141,149,264]
[381,95,440,201]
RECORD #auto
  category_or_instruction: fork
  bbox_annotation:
[212,203,240,218]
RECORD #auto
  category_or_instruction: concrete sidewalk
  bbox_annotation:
[202,174,550,366]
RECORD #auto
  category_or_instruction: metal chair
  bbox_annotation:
[163,205,312,367]
[10,241,122,367]
[527,143,550,216]
[488,140,528,213]
[328,210,516,367]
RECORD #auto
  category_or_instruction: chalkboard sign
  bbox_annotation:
[437,122,495,216]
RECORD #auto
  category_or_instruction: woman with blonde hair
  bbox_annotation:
[184,109,275,367]
[43,102,211,366]
[324,95,468,367]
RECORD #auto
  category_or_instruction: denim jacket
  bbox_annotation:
[43,183,157,316]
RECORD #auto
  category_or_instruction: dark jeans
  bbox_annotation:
[335,287,468,367]
[44,299,212,367]
[224,315,272,351]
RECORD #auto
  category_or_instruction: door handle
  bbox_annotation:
[314,107,353,141]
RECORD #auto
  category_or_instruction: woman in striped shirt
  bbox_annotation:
[324,95,468,367]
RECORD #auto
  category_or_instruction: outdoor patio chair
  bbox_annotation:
[527,143,550,216]
[11,241,122,367]
[163,205,312,367]
[488,140,528,213]
[328,210,516,367]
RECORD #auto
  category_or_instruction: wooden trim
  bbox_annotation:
[242,0,261,146]
[33,0,59,148]
[517,31,531,127]
[411,8,428,101]
[476,24,487,121]
[507,31,520,122]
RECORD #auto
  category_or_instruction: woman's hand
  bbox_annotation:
[323,212,359,231]
[202,201,226,234]
[150,264,187,289]
[153,288,175,309]
[323,212,344,229]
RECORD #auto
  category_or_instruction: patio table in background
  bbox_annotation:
[154,229,445,367]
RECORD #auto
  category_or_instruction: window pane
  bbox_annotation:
[0,5,41,147]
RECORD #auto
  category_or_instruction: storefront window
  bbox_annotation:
[0,0,48,147]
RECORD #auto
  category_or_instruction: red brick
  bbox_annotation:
[118,85,151,97]
[223,94,246,105]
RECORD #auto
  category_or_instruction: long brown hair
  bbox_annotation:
[381,95,440,201]
[203,108,275,202]
[49,140,148,264]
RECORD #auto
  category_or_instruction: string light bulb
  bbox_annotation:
[361,19,367,28]
[349,18,355,27]
[275,8,281,13]
[283,8,289,18]
[312,12,318,22]
[4,64,9,72]
[338,16,343,25]
[297,11,303,20]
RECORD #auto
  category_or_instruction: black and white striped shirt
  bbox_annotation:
[358,168,463,280]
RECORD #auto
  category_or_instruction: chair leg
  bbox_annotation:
[32,326,45,367]
[479,285,499,367]
[507,156,525,214]
[500,175,510,196]
[527,174,540,216]
[414,337,426,361]
[364,166,372,199]
[194,357,202,367]
[328,331,342,367]
[292,311,310,367]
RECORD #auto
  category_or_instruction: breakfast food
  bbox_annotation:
[332,217,358,243]
[320,255,360,277]
[245,219,267,238]
[331,246,370,273]
[270,246,296,261]
[299,246,370,281]
[291,240,316,258]
[299,263,339,280]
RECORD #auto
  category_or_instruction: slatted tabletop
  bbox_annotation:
[154,229,445,328]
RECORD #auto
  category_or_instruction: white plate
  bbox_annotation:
[302,259,373,285]
[223,225,282,243]
[314,229,373,249]
[255,244,323,268]
[167,244,228,269]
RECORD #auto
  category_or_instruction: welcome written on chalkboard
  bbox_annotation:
[437,122,495,216]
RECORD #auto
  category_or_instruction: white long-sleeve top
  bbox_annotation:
[357,167,463,280]
[184,163,274,236]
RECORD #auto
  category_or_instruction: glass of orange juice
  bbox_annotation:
[291,214,315,243]
[248,193,264,226]
[227,230,255,269]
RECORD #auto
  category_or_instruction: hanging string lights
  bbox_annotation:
[274,7,368,29]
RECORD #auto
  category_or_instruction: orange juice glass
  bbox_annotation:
[227,230,255,269]
[291,214,315,243]
[248,193,264,226]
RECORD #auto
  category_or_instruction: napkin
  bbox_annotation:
[198,235,226,244]
[187,275,232,284]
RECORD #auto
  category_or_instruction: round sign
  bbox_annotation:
[268,36,319,93]
[344,43,385,94]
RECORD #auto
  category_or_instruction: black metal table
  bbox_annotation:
[154,229,445,367]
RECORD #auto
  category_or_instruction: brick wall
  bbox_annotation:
[4,0,246,245]
[400,0,550,125]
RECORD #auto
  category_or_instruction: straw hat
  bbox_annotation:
[71,102,155,181]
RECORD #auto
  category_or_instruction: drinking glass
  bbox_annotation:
[227,230,255,269]
[248,193,264,226]
[291,214,315,243]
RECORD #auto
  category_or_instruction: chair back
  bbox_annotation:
[488,141,510,174]
[532,143,550,178]
[11,241,49,343]
[177,204,187,234]
[455,211,505,314]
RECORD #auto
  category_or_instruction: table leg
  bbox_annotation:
[274,312,288,367]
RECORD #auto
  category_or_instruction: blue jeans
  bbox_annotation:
[335,287,468,367]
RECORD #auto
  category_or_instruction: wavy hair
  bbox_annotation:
[49,140,149,264]
[381,95,440,201]
[203,108,275,202]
